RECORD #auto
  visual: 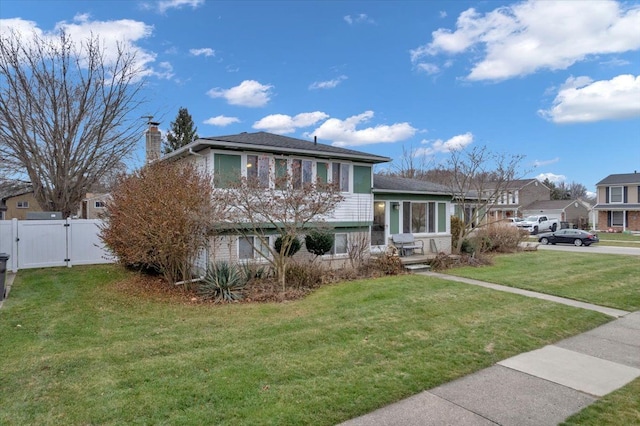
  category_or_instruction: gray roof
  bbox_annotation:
[163,131,391,164]
[373,174,451,194]
[523,199,587,211]
[593,203,640,211]
[596,173,640,185]
[486,178,548,190]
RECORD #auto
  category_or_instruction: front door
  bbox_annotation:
[371,202,386,249]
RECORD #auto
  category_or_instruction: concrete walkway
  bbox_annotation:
[340,273,640,426]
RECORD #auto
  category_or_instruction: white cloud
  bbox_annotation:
[536,173,566,183]
[344,14,375,25]
[158,0,204,13]
[0,15,158,80]
[204,115,240,126]
[411,0,640,81]
[309,75,347,90]
[539,74,640,123]
[190,47,215,57]
[253,112,329,134]
[416,63,440,75]
[309,111,416,147]
[533,157,560,167]
[207,80,273,107]
[413,132,474,156]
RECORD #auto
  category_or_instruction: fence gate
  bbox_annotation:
[0,219,114,272]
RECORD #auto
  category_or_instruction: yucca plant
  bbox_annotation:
[198,261,247,302]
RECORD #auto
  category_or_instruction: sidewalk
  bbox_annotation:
[340,273,640,426]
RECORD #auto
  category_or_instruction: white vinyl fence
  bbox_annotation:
[0,219,114,273]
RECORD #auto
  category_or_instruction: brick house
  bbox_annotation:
[593,172,640,232]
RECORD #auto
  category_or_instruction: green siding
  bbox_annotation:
[317,162,328,183]
[390,203,400,234]
[353,166,372,194]
[214,154,241,188]
[438,202,447,232]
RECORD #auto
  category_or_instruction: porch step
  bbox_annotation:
[404,263,431,272]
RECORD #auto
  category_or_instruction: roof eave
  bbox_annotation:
[161,140,390,164]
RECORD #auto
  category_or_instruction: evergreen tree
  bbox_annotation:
[163,107,199,153]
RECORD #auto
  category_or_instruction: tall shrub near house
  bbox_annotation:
[100,162,228,284]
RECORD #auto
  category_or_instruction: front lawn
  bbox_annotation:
[0,265,609,425]
[445,251,640,311]
[562,378,640,426]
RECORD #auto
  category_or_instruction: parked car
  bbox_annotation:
[537,229,599,246]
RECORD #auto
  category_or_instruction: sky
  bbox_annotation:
[1,0,639,195]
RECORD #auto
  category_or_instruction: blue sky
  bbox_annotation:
[2,0,639,194]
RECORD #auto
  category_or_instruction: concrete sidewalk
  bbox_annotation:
[0,272,16,310]
[340,274,640,426]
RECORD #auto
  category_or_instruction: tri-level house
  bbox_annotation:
[594,172,640,232]
[484,178,552,221]
[155,130,453,265]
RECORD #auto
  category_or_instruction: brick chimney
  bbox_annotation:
[145,121,161,164]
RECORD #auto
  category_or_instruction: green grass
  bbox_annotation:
[0,265,610,425]
[445,251,640,311]
[561,378,640,425]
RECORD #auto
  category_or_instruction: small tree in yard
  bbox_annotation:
[225,168,344,292]
[100,162,229,284]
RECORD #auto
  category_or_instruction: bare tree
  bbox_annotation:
[439,146,526,253]
[224,167,344,291]
[384,144,434,179]
[0,29,147,217]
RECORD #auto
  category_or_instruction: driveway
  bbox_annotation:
[538,244,640,256]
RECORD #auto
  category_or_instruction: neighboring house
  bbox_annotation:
[79,193,110,219]
[160,131,397,265]
[0,186,42,220]
[372,174,452,254]
[485,178,551,221]
[521,199,591,229]
[593,172,640,232]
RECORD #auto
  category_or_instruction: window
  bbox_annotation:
[247,155,270,187]
[214,154,241,188]
[403,202,437,233]
[332,162,350,192]
[17,201,29,208]
[331,233,348,255]
[95,201,106,208]
[239,236,270,260]
[611,211,624,227]
[292,159,313,189]
[609,186,623,203]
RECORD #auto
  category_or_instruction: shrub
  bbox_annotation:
[451,216,465,252]
[472,225,528,253]
[305,230,334,257]
[100,162,228,284]
[368,253,404,276]
[274,235,302,257]
[198,261,247,302]
[284,261,325,288]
